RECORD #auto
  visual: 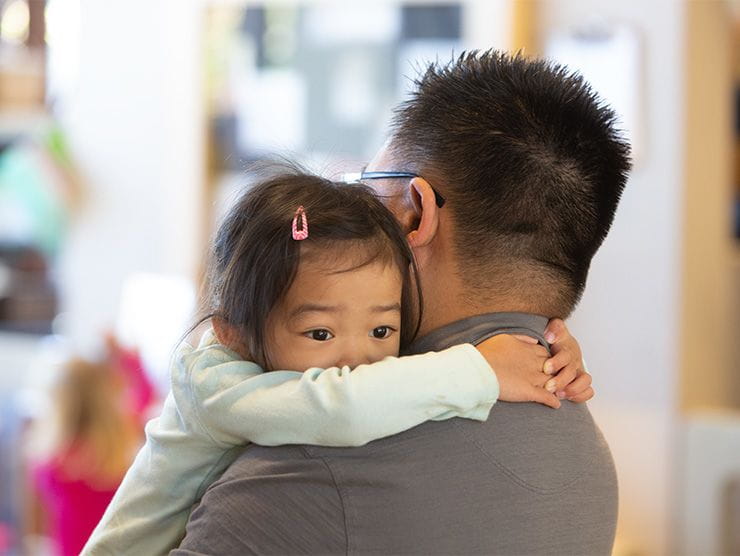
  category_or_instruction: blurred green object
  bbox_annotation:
[44,124,75,170]
[0,141,69,257]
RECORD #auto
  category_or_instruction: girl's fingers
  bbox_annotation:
[545,365,577,394]
[563,372,593,398]
[544,318,566,343]
[543,349,570,375]
[529,386,561,409]
[531,368,550,389]
[567,386,594,403]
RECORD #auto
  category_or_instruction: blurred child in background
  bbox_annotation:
[26,357,145,556]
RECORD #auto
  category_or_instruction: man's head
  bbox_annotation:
[367,50,631,319]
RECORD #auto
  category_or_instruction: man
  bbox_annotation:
[174,51,630,555]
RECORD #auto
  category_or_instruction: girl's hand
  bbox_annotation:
[476,335,561,409]
[543,318,594,403]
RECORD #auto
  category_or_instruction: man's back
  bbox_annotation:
[176,402,616,555]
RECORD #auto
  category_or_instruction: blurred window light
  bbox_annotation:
[236,68,306,154]
[0,0,30,45]
[115,273,196,392]
[397,39,462,100]
[304,4,400,46]
[330,51,378,126]
[45,0,80,105]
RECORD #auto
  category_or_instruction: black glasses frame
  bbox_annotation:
[344,171,446,208]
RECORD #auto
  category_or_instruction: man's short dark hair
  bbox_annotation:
[389,50,631,317]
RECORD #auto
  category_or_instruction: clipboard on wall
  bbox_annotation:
[546,23,643,165]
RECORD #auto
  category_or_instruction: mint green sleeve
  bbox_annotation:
[192,340,500,448]
[80,341,259,556]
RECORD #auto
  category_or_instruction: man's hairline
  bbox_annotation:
[379,138,581,316]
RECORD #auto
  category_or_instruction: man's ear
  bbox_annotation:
[212,317,249,358]
[406,177,440,248]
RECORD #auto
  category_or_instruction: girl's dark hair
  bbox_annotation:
[196,164,422,369]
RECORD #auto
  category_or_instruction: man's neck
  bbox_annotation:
[416,267,550,338]
[412,228,554,338]
[417,294,543,338]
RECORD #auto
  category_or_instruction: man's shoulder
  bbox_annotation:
[215,443,344,498]
[176,444,347,555]
[177,408,617,555]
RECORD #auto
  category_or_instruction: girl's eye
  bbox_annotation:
[371,326,394,339]
[306,329,333,342]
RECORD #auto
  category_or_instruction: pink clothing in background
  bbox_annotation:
[32,459,119,556]
[114,347,156,425]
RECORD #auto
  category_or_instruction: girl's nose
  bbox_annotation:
[335,343,372,369]
[336,356,369,369]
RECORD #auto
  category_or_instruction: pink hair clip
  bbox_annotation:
[292,206,308,240]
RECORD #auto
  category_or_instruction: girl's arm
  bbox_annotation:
[200,349,498,446]
[80,341,262,556]
[193,321,592,448]
[190,329,499,448]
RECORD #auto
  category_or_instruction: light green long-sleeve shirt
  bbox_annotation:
[82,329,498,556]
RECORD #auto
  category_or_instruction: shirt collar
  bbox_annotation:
[403,312,550,355]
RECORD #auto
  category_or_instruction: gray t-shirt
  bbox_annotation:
[174,313,617,555]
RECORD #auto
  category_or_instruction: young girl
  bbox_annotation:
[83,168,589,555]
[27,358,141,556]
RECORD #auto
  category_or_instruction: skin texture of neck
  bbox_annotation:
[414,257,545,338]
[410,214,529,337]
[413,259,468,338]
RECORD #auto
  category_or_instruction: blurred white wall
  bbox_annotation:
[52,0,205,357]
[545,1,685,554]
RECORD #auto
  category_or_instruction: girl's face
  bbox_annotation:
[264,256,403,371]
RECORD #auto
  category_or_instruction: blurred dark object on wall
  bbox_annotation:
[211,112,240,173]
[722,475,740,555]
[0,393,23,555]
[400,4,461,39]
[0,243,56,334]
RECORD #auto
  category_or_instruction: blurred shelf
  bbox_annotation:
[0,319,52,335]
